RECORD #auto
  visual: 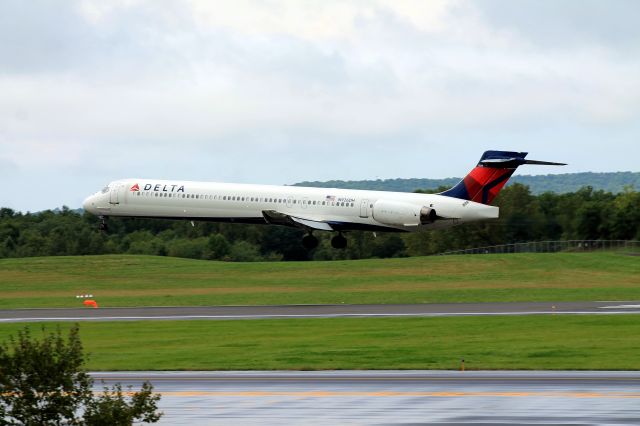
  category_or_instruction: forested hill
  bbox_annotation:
[294,171,640,194]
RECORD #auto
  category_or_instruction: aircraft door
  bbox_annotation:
[109,184,125,205]
[360,199,369,218]
[109,186,119,204]
[302,197,309,209]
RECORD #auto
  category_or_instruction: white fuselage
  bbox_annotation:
[83,179,499,232]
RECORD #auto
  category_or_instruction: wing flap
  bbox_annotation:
[262,210,334,231]
[290,216,334,231]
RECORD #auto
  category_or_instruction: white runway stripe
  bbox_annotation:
[2,310,640,322]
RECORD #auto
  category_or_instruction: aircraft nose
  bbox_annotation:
[83,195,94,213]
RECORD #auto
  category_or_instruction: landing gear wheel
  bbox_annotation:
[98,216,109,233]
[302,234,319,250]
[331,234,347,249]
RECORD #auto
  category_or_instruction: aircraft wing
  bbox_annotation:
[262,210,334,231]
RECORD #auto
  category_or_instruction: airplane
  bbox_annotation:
[83,150,565,249]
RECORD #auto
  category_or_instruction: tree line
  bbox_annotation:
[296,171,640,195]
[1,184,638,261]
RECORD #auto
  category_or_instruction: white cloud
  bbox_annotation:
[0,0,639,210]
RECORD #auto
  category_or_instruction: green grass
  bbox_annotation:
[0,253,638,308]
[0,315,638,370]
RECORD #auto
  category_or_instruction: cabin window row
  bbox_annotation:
[132,191,355,207]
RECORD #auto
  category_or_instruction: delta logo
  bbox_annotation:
[129,183,186,193]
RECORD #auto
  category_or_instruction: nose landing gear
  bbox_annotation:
[331,233,347,249]
[98,216,109,233]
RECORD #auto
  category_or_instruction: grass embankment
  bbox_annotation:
[0,315,638,370]
[0,253,638,309]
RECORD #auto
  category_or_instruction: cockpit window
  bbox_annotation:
[101,186,110,194]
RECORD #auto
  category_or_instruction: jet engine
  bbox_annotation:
[372,200,437,227]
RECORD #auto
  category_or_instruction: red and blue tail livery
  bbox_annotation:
[440,151,566,205]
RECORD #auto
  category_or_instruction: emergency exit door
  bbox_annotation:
[360,199,369,218]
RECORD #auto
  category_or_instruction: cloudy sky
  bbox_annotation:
[1,0,639,211]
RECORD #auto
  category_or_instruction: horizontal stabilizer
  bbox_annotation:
[523,159,567,166]
[479,157,567,168]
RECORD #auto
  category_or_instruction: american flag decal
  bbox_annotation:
[326,195,335,201]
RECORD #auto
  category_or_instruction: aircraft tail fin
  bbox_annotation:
[440,150,566,205]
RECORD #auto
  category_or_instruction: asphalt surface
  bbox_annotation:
[92,371,640,425]
[2,301,640,322]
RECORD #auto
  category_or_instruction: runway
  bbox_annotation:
[92,371,640,425]
[2,301,640,322]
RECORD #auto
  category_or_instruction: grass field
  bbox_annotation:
[0,253,638,309]
[0,315,638,370]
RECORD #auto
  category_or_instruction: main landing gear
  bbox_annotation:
[302,233,319,250]
[301,232,348,250]
[331,233,347,249]
[98,216,108,233]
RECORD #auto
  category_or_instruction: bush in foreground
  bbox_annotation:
[0,325,162,425]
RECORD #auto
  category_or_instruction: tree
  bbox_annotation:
[205,234,231,260]
[228,240,262,261]
[0,325,162,425]
[371,234,406,258]
[83,382,161,425]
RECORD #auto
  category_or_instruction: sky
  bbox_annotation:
[1,0,639,212]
